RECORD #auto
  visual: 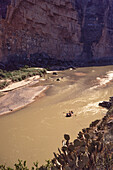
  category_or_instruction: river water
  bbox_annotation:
[0,65,113,168]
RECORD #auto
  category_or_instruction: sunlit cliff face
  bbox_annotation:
[0,0,113,64]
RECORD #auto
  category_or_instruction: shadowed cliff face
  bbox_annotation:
[0,0,11,19]
[0,0,113,66]
[74,0,110,58]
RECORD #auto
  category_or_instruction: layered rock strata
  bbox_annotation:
[0,0,113,66]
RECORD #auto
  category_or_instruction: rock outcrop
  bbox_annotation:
[0,0,113,66]
[51,105,113,170]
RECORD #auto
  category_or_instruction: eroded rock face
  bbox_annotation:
[0,0,113,65]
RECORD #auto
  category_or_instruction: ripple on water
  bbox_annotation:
[91,71,113,89]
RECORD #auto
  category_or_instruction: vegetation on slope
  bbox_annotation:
[0,66,47,89]
[0,159,51,170]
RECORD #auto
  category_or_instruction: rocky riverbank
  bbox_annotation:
[50,101,113,170]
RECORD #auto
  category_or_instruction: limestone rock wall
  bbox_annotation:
[0,0,113,63]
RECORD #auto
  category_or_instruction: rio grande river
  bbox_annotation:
[0,65,113,168]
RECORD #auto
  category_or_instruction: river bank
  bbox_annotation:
[0,73,49,116]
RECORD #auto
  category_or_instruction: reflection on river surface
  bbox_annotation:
[0,65,113,167]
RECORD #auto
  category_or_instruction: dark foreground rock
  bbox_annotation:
[51,104,113,169]
[99,101,112,109]
[99,96,113,110]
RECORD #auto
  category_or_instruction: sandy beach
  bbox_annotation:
[0,75,48,116]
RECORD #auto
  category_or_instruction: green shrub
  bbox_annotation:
[41,69,47,74]
[0,81,9,89]
[11,77,19,82]
[14,160,29,170]
[33,72,37,76]
[27,73,33,77]
[21,74,27,80]
[11,71,20,77]
[5,72,13,79]
[0,67,48,86]
[24,65,29,69]
[0,69,3,73]
[17,77,22,81]
[0,159,52,170]
[0,73,6,79]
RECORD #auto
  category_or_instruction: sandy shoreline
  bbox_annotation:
[0,75,48,116]
[0,75,40,92]
[0,69,61,116]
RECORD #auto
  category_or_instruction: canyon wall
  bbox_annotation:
[0,0,113,65]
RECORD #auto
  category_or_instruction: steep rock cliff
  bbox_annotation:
[0,0,113,65]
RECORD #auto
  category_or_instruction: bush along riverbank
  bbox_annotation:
[0,100,113,169]
[0,66,47,89]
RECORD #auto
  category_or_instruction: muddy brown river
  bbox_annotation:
[0,65,113,168]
